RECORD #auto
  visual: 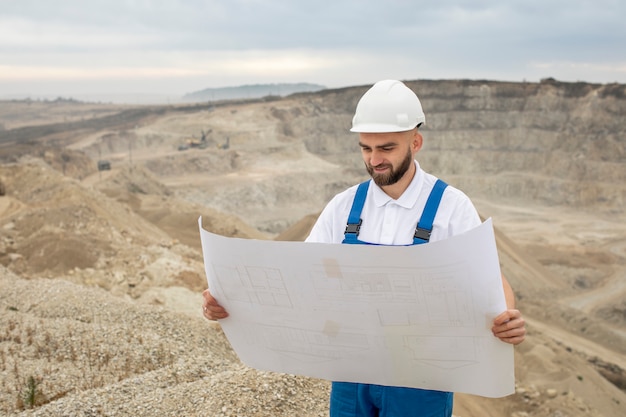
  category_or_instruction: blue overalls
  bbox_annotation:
[330,179,454,417]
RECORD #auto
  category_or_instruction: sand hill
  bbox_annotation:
[0,79,625,416]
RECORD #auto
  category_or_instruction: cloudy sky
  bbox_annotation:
[1,0,625,102]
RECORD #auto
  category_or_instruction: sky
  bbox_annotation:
[1,0,625,103]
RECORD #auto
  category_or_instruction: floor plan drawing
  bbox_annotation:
[310,262,475,328]
[239,322,370,363]
[199,216,515,397]
[213,264,292,308]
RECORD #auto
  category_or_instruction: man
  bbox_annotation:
[203,79,526,416]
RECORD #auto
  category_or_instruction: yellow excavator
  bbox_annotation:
[179,129,210,150]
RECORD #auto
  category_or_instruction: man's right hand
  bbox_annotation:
[202,289,229,320]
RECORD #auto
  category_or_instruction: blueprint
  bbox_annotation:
[199,217,514,398]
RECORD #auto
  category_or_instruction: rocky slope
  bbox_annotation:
[0,78,624,416]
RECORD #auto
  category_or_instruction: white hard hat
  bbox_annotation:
[350,80,425,133]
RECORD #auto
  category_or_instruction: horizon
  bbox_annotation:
[2,76,622,105]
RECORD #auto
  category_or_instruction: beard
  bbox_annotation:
[366,147,413,187]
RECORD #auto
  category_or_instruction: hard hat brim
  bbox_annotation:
[350,122,421,133]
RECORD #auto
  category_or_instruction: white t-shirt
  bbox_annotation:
[305,161,481,245]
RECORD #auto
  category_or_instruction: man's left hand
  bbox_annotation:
[492,309,526,345]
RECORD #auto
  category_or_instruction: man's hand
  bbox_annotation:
[492,309,526,345]
[202,289,229,320]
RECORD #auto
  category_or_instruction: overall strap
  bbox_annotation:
[343,180,370,244]
[413,179,448,244]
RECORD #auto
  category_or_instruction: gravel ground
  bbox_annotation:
[0,268,330,417]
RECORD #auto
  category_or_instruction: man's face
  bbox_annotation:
[359,130,419,187]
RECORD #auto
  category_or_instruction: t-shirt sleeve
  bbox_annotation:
[446,190,482,237]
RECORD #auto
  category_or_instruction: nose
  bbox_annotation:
[369,149,385,166]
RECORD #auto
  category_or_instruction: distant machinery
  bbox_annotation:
[97,160,111,171]
[200,129,210,144]
[217,136,230,150]
[177,129,229,151]
[179,129,211,150]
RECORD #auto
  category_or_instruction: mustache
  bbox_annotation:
[367,163,391,170]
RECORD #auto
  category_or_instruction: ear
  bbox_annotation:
[411,129,423,153]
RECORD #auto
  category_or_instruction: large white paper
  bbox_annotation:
[199,217,514,398]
